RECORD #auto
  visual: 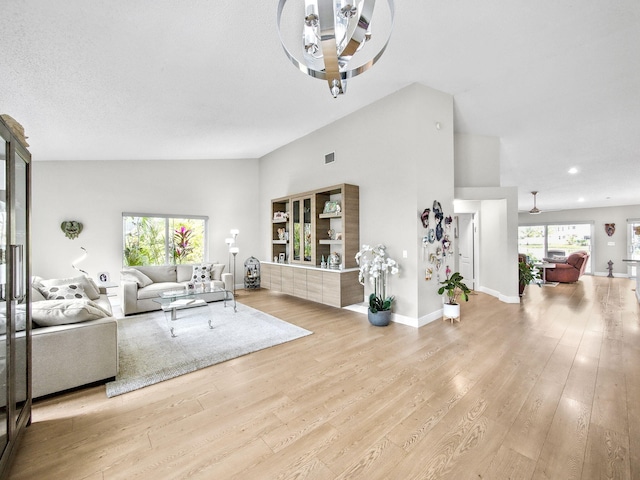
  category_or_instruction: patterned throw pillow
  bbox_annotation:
[41,283,89,301]
[191,264,212,284]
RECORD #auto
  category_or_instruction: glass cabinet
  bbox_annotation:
[0,116,32,480]
[291,196,314,264]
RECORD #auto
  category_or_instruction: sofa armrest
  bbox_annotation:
[221,273,233,292]
[121,280,139,316]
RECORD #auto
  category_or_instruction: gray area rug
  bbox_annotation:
[106,301,312,397]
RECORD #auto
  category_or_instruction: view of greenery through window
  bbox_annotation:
[123,214,207,266]
[518,223,592,272]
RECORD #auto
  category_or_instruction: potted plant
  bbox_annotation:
[437,272,471,322]
[355,244,399,326]
[518,258,541,296]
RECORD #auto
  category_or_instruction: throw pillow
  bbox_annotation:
[40,283,89,301]
[210,264,225,281]
[191,264,212,283]
[121,268,154,287]
[32,299,109,327]
[38,275,101,300]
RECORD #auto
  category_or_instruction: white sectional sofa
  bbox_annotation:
[25,275,118,398]
[120,264,233,316]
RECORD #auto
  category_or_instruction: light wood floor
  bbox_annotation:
[9,275,640,479]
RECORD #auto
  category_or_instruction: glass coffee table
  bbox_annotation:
[152,287,236,337]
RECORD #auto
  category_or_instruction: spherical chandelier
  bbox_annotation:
[277,0,395,98]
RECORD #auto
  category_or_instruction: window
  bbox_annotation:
[518,223,592,273]
[123,214,207,266]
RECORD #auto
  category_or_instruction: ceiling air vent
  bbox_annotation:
[325,152,335,165]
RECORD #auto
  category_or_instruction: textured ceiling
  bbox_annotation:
[2,0,639,212]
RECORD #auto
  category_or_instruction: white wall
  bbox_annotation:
[32,159,260,287]
[454,133,500,187]
[518,204,640,276]
[259,83,455,323]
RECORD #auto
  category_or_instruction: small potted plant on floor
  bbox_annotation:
[355,244,400,326]
[438,272,471,322]
[518,258,541,296]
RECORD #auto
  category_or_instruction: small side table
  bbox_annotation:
[96,282,120,297]
[535,263,556,284]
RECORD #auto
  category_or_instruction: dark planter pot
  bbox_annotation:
[519,282,525,296]
[368,309,392,326]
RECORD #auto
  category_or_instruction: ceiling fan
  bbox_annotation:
[529,191,541,214]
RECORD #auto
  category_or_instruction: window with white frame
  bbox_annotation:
[518,222,592,273]
[122,214,207,266]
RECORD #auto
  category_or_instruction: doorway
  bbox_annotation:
[457,213,475,290]
[627,220,640,278]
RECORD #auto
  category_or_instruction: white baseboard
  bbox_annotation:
[593,271,630,278]
[343,302,439,328]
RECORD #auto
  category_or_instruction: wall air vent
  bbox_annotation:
[325,152,335,164]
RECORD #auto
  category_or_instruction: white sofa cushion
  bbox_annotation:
[121,268,153,287]
[137,282,185,300]
[32,299,111,327]
[134,265,177,283]
[41,283,89,301]
[36,275,101,300]
[176,264,193,282]
[211,264,225,281]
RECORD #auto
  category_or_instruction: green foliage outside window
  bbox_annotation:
[123,215,206,266]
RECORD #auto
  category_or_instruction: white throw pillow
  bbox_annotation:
[121,268,154,287]
[38,275,101,300]
[191,264,212,283]
[32,299,110,327]
[211,264,225,281]
[40,283,89,301]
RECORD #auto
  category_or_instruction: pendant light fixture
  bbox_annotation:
[529,191,542,214]
[277,0,395,98]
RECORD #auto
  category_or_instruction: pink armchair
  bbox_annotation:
[545,251,589,283]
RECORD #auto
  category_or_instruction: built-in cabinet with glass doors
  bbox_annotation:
[267,184,363,307]
[0,116,32,480]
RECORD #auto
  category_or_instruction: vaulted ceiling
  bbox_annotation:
[2,1,639,212]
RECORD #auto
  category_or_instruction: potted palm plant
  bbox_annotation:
[355,244,400,326]
[518,258,541,296]
[437,272,471,322]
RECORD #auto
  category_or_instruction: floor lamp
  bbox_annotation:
[229,246,239,297]
[224,237,235,274]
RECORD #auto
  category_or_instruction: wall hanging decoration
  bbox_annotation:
[605,223,615,236]
[61,220,83,239]
[425,267,433,281]
[420,208,430,228]
[421,200,457,281]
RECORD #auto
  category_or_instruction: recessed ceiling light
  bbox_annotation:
[568,167,578,174]
[578,197,585,202]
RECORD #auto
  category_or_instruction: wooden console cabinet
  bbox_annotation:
[261,263,362,308]
[265,183,363,307]
[270,184,359,268]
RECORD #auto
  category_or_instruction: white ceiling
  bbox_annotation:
[2,0,639,213]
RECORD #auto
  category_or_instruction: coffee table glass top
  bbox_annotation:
[152,286,236,312]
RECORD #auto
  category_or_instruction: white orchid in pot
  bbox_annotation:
[355,244,400,326]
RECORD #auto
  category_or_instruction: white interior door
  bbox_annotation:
[458,214,475,289]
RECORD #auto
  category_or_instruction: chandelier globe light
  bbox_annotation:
[277,0,395,98]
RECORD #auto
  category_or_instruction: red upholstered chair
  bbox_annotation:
[545,251,589,283]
